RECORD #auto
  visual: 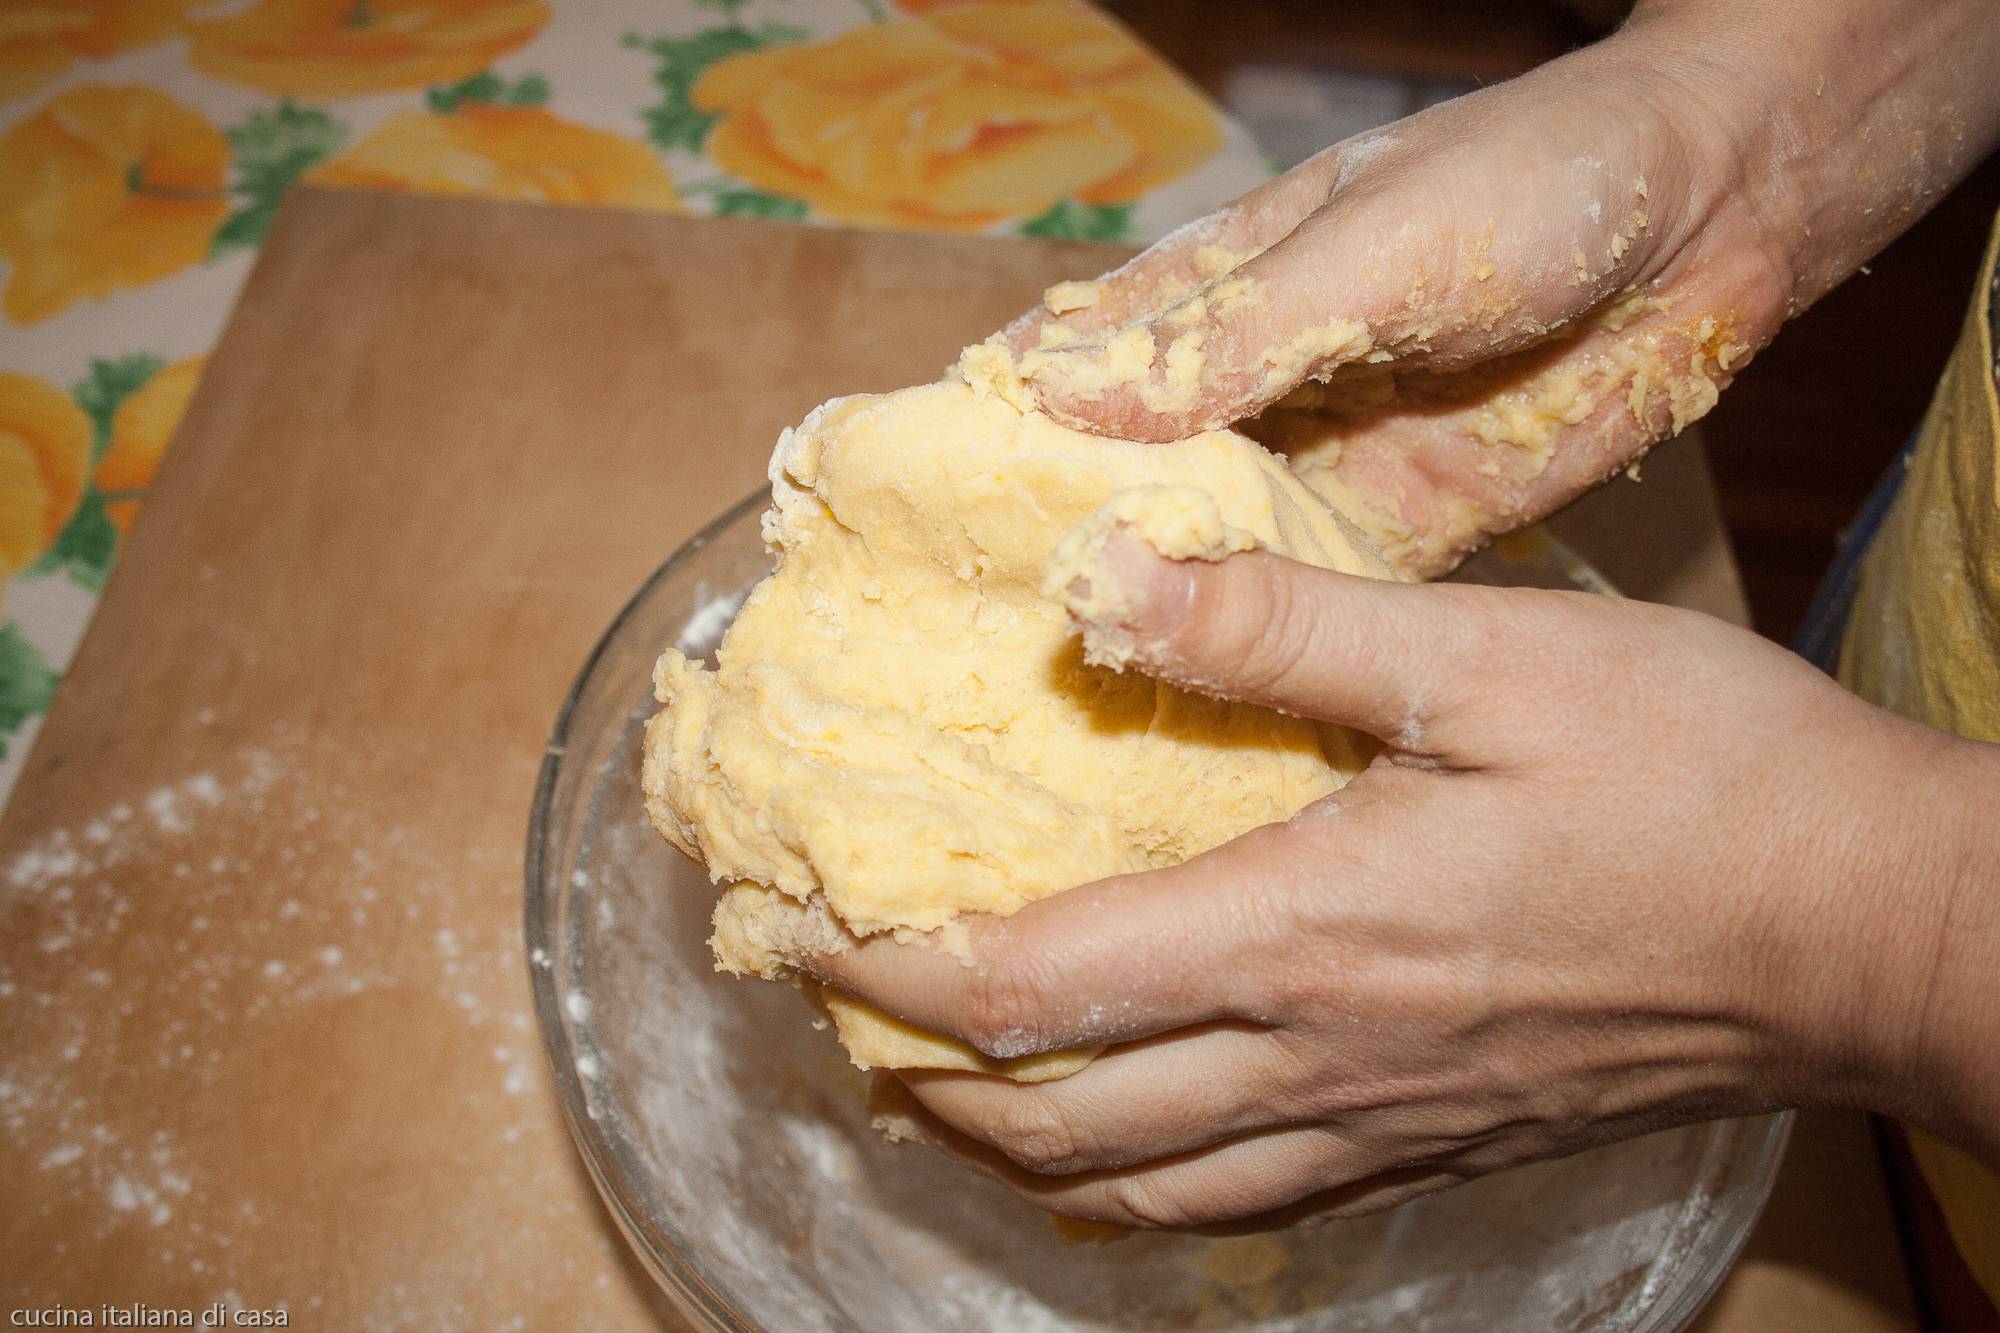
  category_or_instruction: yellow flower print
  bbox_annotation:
[311,104,682,209]
[187,0,550,100]
[692,0,1221,230]
[0,85,230,325]
[0,0,201,102]
[0,373,89,578]
[95,356,205,535]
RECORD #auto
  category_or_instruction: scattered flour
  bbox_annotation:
[2,728,568,1315]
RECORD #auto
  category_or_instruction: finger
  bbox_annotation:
[1050,530,1598,763]
[900,1022,1305,1175]
[1254,237,1784,577]
[876,1078,1468,1232]
[1021,129,1667,441]
[885,1077,1469,1233]
[1251,1165,1469,1227]
[975,1120,1391,1231]
[1000,148,1343,351]
[803,819,1310,1061]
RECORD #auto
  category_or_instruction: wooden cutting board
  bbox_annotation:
[0,186,1916,1330]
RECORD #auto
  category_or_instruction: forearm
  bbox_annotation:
[1772,717,2000,1161]
[1347,0,2000,574]
[1895,734,2000,1159]
[1631,0,2000,313]
[1010,0,2000,575]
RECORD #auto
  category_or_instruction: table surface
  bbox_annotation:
[0,187,1919,1330]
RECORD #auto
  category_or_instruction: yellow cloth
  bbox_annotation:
[1838,214,2000,1305]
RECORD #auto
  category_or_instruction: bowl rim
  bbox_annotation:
[1642,1109,1792,1328]
[523,488,1793,1333]
[524,489,767,1333]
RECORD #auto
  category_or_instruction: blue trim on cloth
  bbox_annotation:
[1792,434,1921,671]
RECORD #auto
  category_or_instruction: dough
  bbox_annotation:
[643,346,1390,1082]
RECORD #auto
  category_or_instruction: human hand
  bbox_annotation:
[806,537,2000,1230]
[997,0,2000,576]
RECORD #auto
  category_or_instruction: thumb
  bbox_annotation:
[1050,530,1559,762]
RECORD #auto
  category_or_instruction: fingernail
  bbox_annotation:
[1099,531,1194,633]
[1043,526,1192,669]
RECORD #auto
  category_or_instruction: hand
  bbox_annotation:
[998,0,2000,576]
[807,538,2000,1230]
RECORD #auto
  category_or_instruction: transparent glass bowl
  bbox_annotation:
[525,491,1789,1333]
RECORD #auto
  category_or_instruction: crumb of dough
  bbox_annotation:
[866,1076,927,1143]
[706,883,852,980]
[955,332,1037,412]
[1608,209,1649,264]
[1460,218,1497,285]
[1157,330,1207,413]
[1011,317,1211,417]
[1016,324,1157,403]
[1044,279,1105,315]
[1192,243,1263,278]
[1259,319,1373,395]
[1211,275,1257,309]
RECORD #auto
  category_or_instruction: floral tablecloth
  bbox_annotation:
[0,0,1269,805]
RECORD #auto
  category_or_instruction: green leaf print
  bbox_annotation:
[29,494,117,594]
[0,625,59,760]
[625,22,809,155]
[72,355,163,465]
[713,188,807,221]
[214,102,348,258]
[425,70,551,113]
[30,356,161,591]
[1018,201,1138,244]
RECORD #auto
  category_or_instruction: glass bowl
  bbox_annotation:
[525,490,1789,1333]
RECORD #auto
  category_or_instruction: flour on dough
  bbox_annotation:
[642,346,1390,1082]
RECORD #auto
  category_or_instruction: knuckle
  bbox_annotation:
[960,947,1056,1059]
[1179,556,1316,697]
[1431,585,1514,679]
[1225,878,1345,1023]
[1267,969,1350,1035]
[992,1096,1091,1176]
[1103,1175,1202,1231]
[1242,564,1318,695]
[1426,586,1587,737]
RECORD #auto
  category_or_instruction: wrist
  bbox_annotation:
[1763,714,2000,1153]
[1887,735,2000,1157]
[1620,0,2000,313]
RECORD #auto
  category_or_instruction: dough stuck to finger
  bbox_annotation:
[820,987,1100,1083]
[641,341,1390,1082]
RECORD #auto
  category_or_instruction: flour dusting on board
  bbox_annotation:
[0,724,641,1328]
